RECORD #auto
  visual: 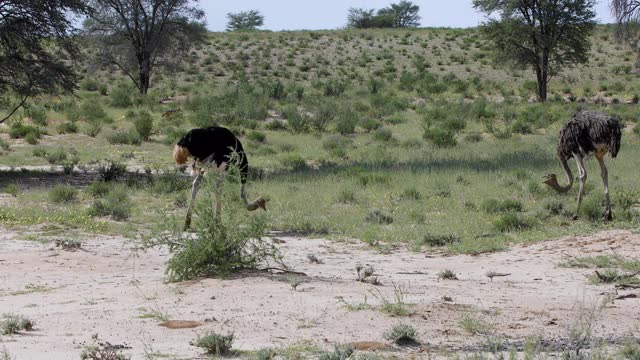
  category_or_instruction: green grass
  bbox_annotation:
[0,25,639,255]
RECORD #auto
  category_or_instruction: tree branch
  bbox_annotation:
[0,94,29,124]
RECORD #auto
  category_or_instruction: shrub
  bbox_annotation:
[383,324,418,344]
[337,189,356,204]
[45,148,79,174]
[80,101,108,122]
[360,118,381,132]
[159,176,275,281]
[401,187,422,200]
[373,127,394,142]
[322,135,351,158]
[318,345,354,360]
[543,198,564,216]
[423,127,456,148]
[80,78,100,91]
[493,213,531,232]
[366,209,393,224]
[1,314,34,335]
[49,185,78,204]
[334,108,357,135]
[282,106,309,133]
[107,131,142,145]
[9,123,40,140]
[422,233,460,247]
[149,172,191,195]
[580,198,602,222]
[32,147,47,158]
[247,130,266,143]
[481,198,523,213]
[133,111,154,141]
[98,160,127,181]
[4,184,19,197]
[438,269,458,280]
[88,185,131,220]
[24,105,47,126]
[110,83,134,108]
[280,154,306,170]
[193,332,234,356]
[323,79,346,97]
[57,121,78,134]
[86,181,112,197]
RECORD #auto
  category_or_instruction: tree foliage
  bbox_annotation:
[0,0,89,122]
[84,0,206,95]
[378,0,421,28]
[226,10,264,31]
[347,1,420,29]
[611,0,640,69]
[474,0,596,102]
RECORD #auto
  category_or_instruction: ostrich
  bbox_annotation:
[173,126,268,229]
[543,110,621,221]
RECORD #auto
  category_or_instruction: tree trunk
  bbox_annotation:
[535,52,549,102]
[138,56,151,95]
[535,66,546,102]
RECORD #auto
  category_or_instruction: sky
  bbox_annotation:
[200,0,615,32]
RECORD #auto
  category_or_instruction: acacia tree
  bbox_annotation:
[0,0,89,123]
[85,0,206,95]
[378,1,421,28]
[474,0,596,102]
[226,10,264,31]
[347,8,376,29]
[611,0,640,70]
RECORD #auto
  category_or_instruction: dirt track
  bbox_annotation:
[1,229,639,359]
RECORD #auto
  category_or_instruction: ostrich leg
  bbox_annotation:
[597,155,612,221]
[573,153,587,220]
[185,172,204,229]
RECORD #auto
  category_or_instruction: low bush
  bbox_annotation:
[88,185,131,220]
[49,185,78,204]
[383,324,418,344]
[107,131,142,145]
[481,198,523,213]
[97,160,127,181]
[1,314,34,335]
[157,176,276,281]
[193,332,234,356]
[493,213,531,232]
[133,111,154,141]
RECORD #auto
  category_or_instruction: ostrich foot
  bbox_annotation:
[603,211,612,222]
[247,197,269,211]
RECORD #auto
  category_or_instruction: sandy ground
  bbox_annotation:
[1,228,639,359]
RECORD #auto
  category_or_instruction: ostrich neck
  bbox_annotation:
[555,155,574,193]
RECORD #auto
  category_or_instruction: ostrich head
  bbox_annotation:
[543,174,568,193]
[247,197,269,211]
[173,145,190,165]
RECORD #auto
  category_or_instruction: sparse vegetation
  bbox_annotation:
[0,314,34,335]
[438,269,458,280]
[193,332,234,356]
[383,324,418,345]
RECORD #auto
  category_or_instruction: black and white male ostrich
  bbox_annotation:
[173,126,268,229]
[544,110,621,221]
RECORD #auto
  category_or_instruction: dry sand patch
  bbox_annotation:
[1,229,639,358]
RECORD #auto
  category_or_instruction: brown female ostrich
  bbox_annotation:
[173,126,268,229]
[544,110,621,221]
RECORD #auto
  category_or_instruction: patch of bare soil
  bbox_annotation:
[1,229,639,359]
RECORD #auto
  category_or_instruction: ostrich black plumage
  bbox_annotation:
[173,126,267,229]
[544,110,621,221]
